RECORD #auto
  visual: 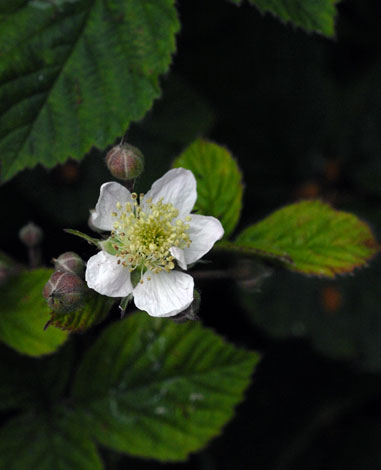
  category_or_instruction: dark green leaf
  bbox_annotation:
[230,0,340,37]
[72,312,258,462]
[47,290,115,332]
[0,409,103,470]
[239,257,381,371]
[231,200,378,278]
[173,139,243,237]
[0,0,179,182]
[0,269,67,356]
[0,341,73,411]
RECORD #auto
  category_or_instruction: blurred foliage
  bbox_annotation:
[238,256,381,371]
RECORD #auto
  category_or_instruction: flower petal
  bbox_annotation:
[143,168,197,218]
[91,182,133,231]
[134,270,194,317]
[85,251,133,297]
[170,247,187,270]
[184,214,224,265]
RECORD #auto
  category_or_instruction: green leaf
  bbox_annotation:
[0,409,103,470]
[47,290,115,332]
[0,341,74,411]
[239,257,381,372]
[230,0,340,37]
[72,312,258,462]
[0,268,67,356]
[173,139,243,237]
[0,0,179,182]
[230,200,378,278]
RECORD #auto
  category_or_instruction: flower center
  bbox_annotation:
[110,193,191,275]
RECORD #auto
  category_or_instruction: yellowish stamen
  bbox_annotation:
[110,194,191,276]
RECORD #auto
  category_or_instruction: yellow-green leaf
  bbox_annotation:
[231,200,378,277]
[173,139,243,237]
[0,269,67,356]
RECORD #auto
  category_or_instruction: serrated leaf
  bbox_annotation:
[48,290,115,332]
[230,0,340,37]
[0,268,67,356]
[72,312,258,462]
[173,139,243,237]
[0,0,179,182]
[232,200,378,277]
[0,409,103,470]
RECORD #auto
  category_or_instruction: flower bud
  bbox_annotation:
[171,290,201,323]
[53,251,85,278]
[43,271,87,314]
[105,143,144,180]
[18,222,43,248]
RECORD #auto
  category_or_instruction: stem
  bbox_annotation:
[125,178,136,193]
[28,246,41,268]
[191,269,232,280]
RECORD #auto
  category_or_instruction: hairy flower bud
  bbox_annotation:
[43,271,87,314]
[171,290,201,323]
[105,143,144,180]
[18,222,43,248]
[54,251,85,278]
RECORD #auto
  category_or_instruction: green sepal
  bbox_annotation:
[64,229,100,247]
[47,291,116,333]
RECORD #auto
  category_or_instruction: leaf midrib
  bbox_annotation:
[8,0,96,175]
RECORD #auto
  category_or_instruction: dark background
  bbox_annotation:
[3,0,381,468]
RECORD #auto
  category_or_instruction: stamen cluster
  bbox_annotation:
[110,193,191,276]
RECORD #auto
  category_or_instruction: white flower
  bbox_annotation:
[85,168,224,317]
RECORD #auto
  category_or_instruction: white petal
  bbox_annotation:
[91,182,133,231]
[143,168,197,218]
[170,247,187,270]
[85,251,133,297]
[134,270,194,317]
[184,214,224,265]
